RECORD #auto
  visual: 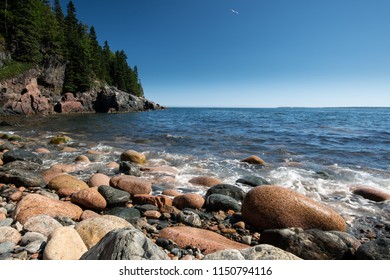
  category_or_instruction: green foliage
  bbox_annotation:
[0,0,144,97]
[0,61,34,81]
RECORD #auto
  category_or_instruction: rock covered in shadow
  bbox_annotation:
[98,185,130,207]
[80,227,169,260]
[204,194,241,212]
[105,207,141,224]
[355,238,390,260]
[206,184,246,202]
[236,176,270,187]
[2,149,43,165]
[119,162,141,176]
[259,227,361,260]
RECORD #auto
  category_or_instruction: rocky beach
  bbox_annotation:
[1,129,389,260]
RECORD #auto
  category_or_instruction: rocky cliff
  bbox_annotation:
[0,60,163,115]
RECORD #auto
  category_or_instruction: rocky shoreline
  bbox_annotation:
[0,132,389,260]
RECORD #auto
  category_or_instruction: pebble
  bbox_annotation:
[143,210,161,219]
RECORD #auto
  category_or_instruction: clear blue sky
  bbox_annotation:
[59,0,390,107]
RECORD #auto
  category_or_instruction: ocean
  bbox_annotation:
[2,107,390,234]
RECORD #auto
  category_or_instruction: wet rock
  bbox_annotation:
[43,227,87,260]
[35,148,51,154]
[162,189,181,197]
[260,228,360,260]
[105,207,141,224]
[351,186,390,202]
[0,226,21,244]
[240,155,267,165]
[23,215,63,237]
[74,215,132,249]
[88,173,111,188]
[98,185,130,207]
[177,210,202,227]
[241,185,347,232]
[0,169,46,188]
[173,194,205,210]
[189,176,222,187]
[355,238,390,260]
[120,150,146,165]
[2,149,43,164]
[75,155,90,163]
[206,184,246,202]
[236,176,270,187]
[12,194,83,224]
[140,166,179,177]
[49,135,72,145]
[110,175,152,196]
[48,174,89,192]
[205,244,301,260]
[119,162,141,176]
[204,194,241,212]
[81,227,169,260]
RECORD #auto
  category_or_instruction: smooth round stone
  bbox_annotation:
[48,174,89,192]
[88,173,111,188]
[0,226,22,244]
[25,240,45,254]
[110,175,152,196]
[240,155,267,165]
[71,188,107,210]
[204,194,241,212]
[206,184,246,202]
[105,207,141,224]
[23,215,63,237]
[0,218,13,227]
[188,176,222,187]
[236,176,270,187]
[98,185,130,206]
[173,194,205,210]
[352,186,390,202]
[20,232,47,246]
[120,150,146,165]
[0,241,15,254]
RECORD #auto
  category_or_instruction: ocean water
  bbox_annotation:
[3,107,390,232]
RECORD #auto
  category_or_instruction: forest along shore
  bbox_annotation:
[0,131,390,260]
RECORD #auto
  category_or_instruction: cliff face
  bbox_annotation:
[0,60,162,115]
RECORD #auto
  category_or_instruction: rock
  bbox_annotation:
[71,188,107,210]
[0,169,46,188]
[9,191,22,202]
[41,169,65,184]
[75,155,90,163]
[0,226,22,244]
[80,210,100,221]
[189,176,222,187]
[205,244,301,260]
[110,175,152,196]
[35,148,50,154]
[49,163,77,173]
[355,238,390,260]
[105,207,141,224]
[119,162,141,176]
[159,226,249,255]
[35,190,59,200]
[173,194,205,210]
[20,232,47,245]
[2,149,42,164]
[98,185,130,206]
[88,173,111,188]
[23,215,63,237]
[120,150,146,165]
[240,155,267,165]
[260,228,361,260]
[74,215,132,249]
[206,184,246,202]
[236,175,270,187]
[132,194,172,208]
[48,174,89,192]
[43,227,88,260]
[106,161,120,169]
[177,210,202,227]
[49,135,72,145]
[61,146,78,152]
[241,185,347,232]
[140,166,179,176]
[204,194,241,212]
[81,227,169,260]
[55,100,83,114]
[143,210,161,219]
[351,186,390,202]
[25,240,45,254]
[162,189,181,197]
[0,218,13,227]
[0,212,6,220]
[12,194,83,224]
[0,241,15,254]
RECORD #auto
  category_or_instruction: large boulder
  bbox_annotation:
[159,226,249,255]
[12,194,83,224]
[110,175,152,196]
[259,228,360,260]
[241,185,347,232]
[81,227,169,260]
[43,227,87,260]
[74,215,132,249]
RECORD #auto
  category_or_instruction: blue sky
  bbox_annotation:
[60,0,390,107]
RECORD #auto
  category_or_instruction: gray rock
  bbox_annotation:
[25,240,46,254]
[1,160,42,171]
[0,218,13,227]
[80,227,169,260]
[204,244,301,260]
[105,207,141,224]
[355,238,390,260]
[206,184,246,202]
[23,215,63,237]
[36,190,60,200]
[236,176,270,187]
[20,232,47,246]
[2,150,43,165]
[260,227,361,260]
[98,185,130,207]
[0,241,15,254]
[119,162,141,176]
[205,194,241,212]
[177,210,202,227]
[0,169,46,188]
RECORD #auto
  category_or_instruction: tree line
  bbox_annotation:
[0,0,144,97]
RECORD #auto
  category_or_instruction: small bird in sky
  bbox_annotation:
[230,9,239,15]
